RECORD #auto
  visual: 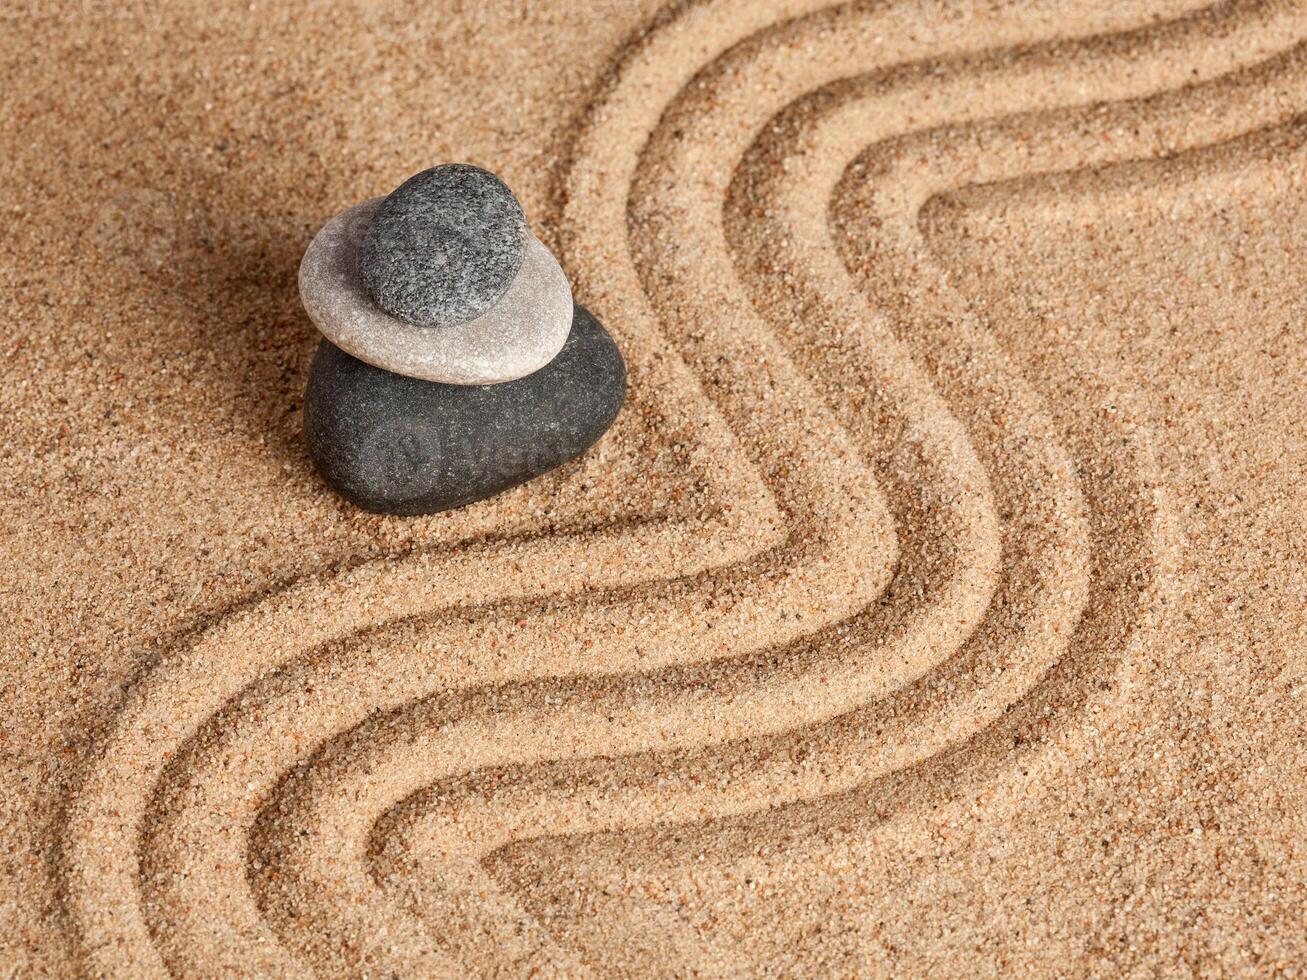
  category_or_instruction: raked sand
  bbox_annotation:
[1,0,1305,974]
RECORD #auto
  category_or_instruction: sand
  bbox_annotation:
[1,0,1305,975]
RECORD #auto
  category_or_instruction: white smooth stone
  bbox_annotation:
[299,198,573,385]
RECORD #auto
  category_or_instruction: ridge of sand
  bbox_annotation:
[1,0,1298,974]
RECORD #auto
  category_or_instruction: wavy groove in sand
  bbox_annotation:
[59,0,1307,974]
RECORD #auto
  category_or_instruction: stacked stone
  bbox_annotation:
[298,165,626,515]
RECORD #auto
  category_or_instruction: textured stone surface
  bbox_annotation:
[360,164,527,328]
[298,198,573,385]
[304,304,626,515]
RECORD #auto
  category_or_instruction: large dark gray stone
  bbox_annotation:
[304,304,626,515]
[359,164,528,329]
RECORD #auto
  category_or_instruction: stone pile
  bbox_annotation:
[299,165,626,515]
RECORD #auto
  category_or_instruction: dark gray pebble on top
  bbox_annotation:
[303,303,626,515]
[358,164,528,329]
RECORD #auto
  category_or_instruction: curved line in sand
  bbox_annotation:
[61,1,902,971]
[58,0,1307,975]
[140,4,958,966]
[357,12,1307,974]
[355,11,1296,977]
[239,3,1307,975]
